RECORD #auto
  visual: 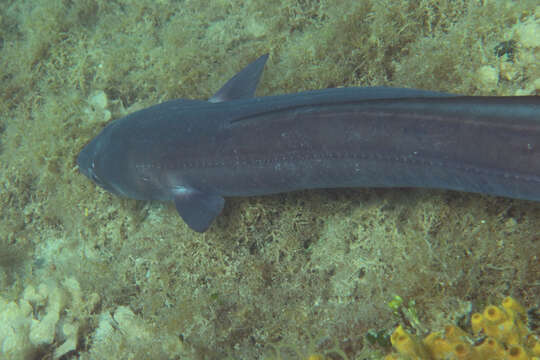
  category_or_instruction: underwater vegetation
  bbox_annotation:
[0,0,538,358]
[387,297,540,360]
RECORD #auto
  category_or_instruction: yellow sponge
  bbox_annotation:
[475,337,505,358]
[451,341,474,360]
[502,296,526,316]
[423,332,452,359]
[507,345,530,360]
[477,298,528,345]
[443,325,469,342]
[390,325,430,359]
[484,305,508,324]
[387,297,536,360]
[526,334,540,356]
[471,313,484,334]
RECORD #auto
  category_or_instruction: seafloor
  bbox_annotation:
[0,0,538,359]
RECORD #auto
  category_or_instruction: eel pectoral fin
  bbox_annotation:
[174,190,225,233]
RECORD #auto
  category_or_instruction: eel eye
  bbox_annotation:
[89,161,101,184]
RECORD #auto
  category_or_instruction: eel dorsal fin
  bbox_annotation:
[209,54,269,103]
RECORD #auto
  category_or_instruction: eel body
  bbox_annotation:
[77,55,540,232]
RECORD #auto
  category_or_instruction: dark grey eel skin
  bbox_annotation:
[77,54,540,232]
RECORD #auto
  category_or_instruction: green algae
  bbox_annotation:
[0,0,538,358]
